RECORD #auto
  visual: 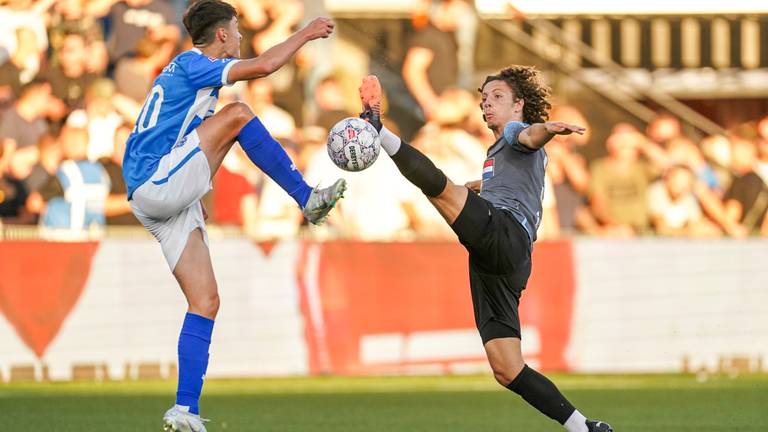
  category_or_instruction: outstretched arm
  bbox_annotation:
[228,17,334,82]
[517,122,586,150]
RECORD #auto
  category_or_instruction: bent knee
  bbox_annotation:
[189,291,220,319]
[490,362,525,387]
[224,102,254,128]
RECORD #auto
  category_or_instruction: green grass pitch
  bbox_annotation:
[2,374,766,431]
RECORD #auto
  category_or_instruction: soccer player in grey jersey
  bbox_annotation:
[359,67,613,432]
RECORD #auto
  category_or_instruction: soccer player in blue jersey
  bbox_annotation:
[359,70,613,432]
[122,1,345,430]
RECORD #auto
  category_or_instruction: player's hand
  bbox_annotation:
[465,180,482,192]
[302,17,335,41]
[544,122,585,136]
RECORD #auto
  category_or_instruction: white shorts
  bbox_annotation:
[131,130,212,271]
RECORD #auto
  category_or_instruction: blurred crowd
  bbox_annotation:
[1,0,767,241]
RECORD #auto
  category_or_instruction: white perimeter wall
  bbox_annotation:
[567,238,768,373]
[0,239,309,381]
[1,238,767,379]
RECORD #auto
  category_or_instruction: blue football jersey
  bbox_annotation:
[123,48,240,199]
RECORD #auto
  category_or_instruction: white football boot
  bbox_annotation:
[162,405,209,432]
[302,178,347,225]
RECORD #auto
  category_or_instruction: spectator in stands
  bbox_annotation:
[312,75,353,131]
[534,174,559,240]
[755,116,768,185]
[546,140,588,236]
[36,123,110,235]
[244,79,296,140]
[406,89,485,239]
[114,34,175,103]
[0,79,55,152]
[758,115,768,141]
[337,157,414,240]
[0,0,50,67]
[667,136,722,192]
[420,88,486,178]
[463,93,495,146]
[648,164,720,237]
[546,105,591,235]
[49,0,103,42]
[213,145,263,227]
[103,0,179,66]
[402,0,461,121]
[23,133,60,201]
[723,137,768,235]
[48,0,107,75]
[242,146,303,240]
[23,138,63,224]
[99,123,138,225]
[240,0,306,126]
[44,32,97,108]
[24,135,62,223]
[589,124,655,235]
[229,0,268,60]
[664,135,746,237]
[0,144,33,223]
[248,0,304,56]
[297,0,338,124]
[0,27,39,101]
[80,79,125,161]
[646,112,683,146]
[701,134,733,190]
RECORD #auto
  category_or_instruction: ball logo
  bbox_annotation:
[327,117,381,172]
[348,145,359,170]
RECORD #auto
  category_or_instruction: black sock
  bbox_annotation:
[390,141,448,197]
[506,364,576,425]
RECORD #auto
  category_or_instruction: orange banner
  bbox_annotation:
[298,240,576,374]
[0,241,99,357]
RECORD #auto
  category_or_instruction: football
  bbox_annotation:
[327,117,381,172]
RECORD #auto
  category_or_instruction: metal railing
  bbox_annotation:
[484,16,728,136]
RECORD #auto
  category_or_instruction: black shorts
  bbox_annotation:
[450,190,532,344]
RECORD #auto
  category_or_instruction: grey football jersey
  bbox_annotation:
[479,122,547,243]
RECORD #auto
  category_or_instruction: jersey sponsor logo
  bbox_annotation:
[482,158,495,180]
[161,62,177,75]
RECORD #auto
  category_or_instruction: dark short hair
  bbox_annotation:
[479,65,552,124]
[183,0,237,46]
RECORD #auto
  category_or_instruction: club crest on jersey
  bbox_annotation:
[483,158,495,180]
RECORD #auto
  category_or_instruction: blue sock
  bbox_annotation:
[238,116,312,207]
[176,313,214,415]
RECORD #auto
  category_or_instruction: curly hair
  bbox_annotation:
[478,65,552,124]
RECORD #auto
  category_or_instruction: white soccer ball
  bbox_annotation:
[327,117,380,172]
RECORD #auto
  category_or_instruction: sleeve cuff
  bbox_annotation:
[221,59,241,87]
[503,121,527,144]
